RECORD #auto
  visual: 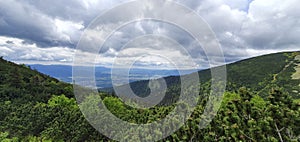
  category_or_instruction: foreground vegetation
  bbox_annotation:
[0,52,300,141]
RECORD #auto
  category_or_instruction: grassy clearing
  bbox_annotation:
[292,55,300,80]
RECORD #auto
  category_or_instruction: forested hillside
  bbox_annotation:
[118,52,300,100]
[0,57,73,102]
[0,52,300,141]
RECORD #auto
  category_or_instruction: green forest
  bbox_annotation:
[0,52,300,141]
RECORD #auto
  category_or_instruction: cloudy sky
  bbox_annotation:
[0,0,299,69]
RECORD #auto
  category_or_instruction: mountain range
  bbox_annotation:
[29,64,194,88]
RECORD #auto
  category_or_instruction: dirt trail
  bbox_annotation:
[258,54,300,95]
[273,61,293,82]
[291,55,300,80]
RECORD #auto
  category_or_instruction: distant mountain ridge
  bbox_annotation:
[30,64,195,88]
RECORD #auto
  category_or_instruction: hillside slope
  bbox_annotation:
[226,51,300,97]
[0,57,73,103]
[0,57,102,141]
[109,51,300,99]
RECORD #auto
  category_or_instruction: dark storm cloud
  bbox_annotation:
[6,40,14,44]
[0,0,112,47]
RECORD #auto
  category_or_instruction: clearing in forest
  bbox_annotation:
[292,55,300,80]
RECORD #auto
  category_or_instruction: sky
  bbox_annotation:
[0,0,299,69]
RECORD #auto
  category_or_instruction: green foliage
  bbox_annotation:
[47,94,77,108]
[221,92,240,108]
[0,132,18,142]
[251,94,266,109]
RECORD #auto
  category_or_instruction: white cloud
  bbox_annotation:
[54,19,85,43]
[240,0,300,50]
[0,0,86,47]
[0,36,75,64]
[193,0,300,62]
[0,0,299,69]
